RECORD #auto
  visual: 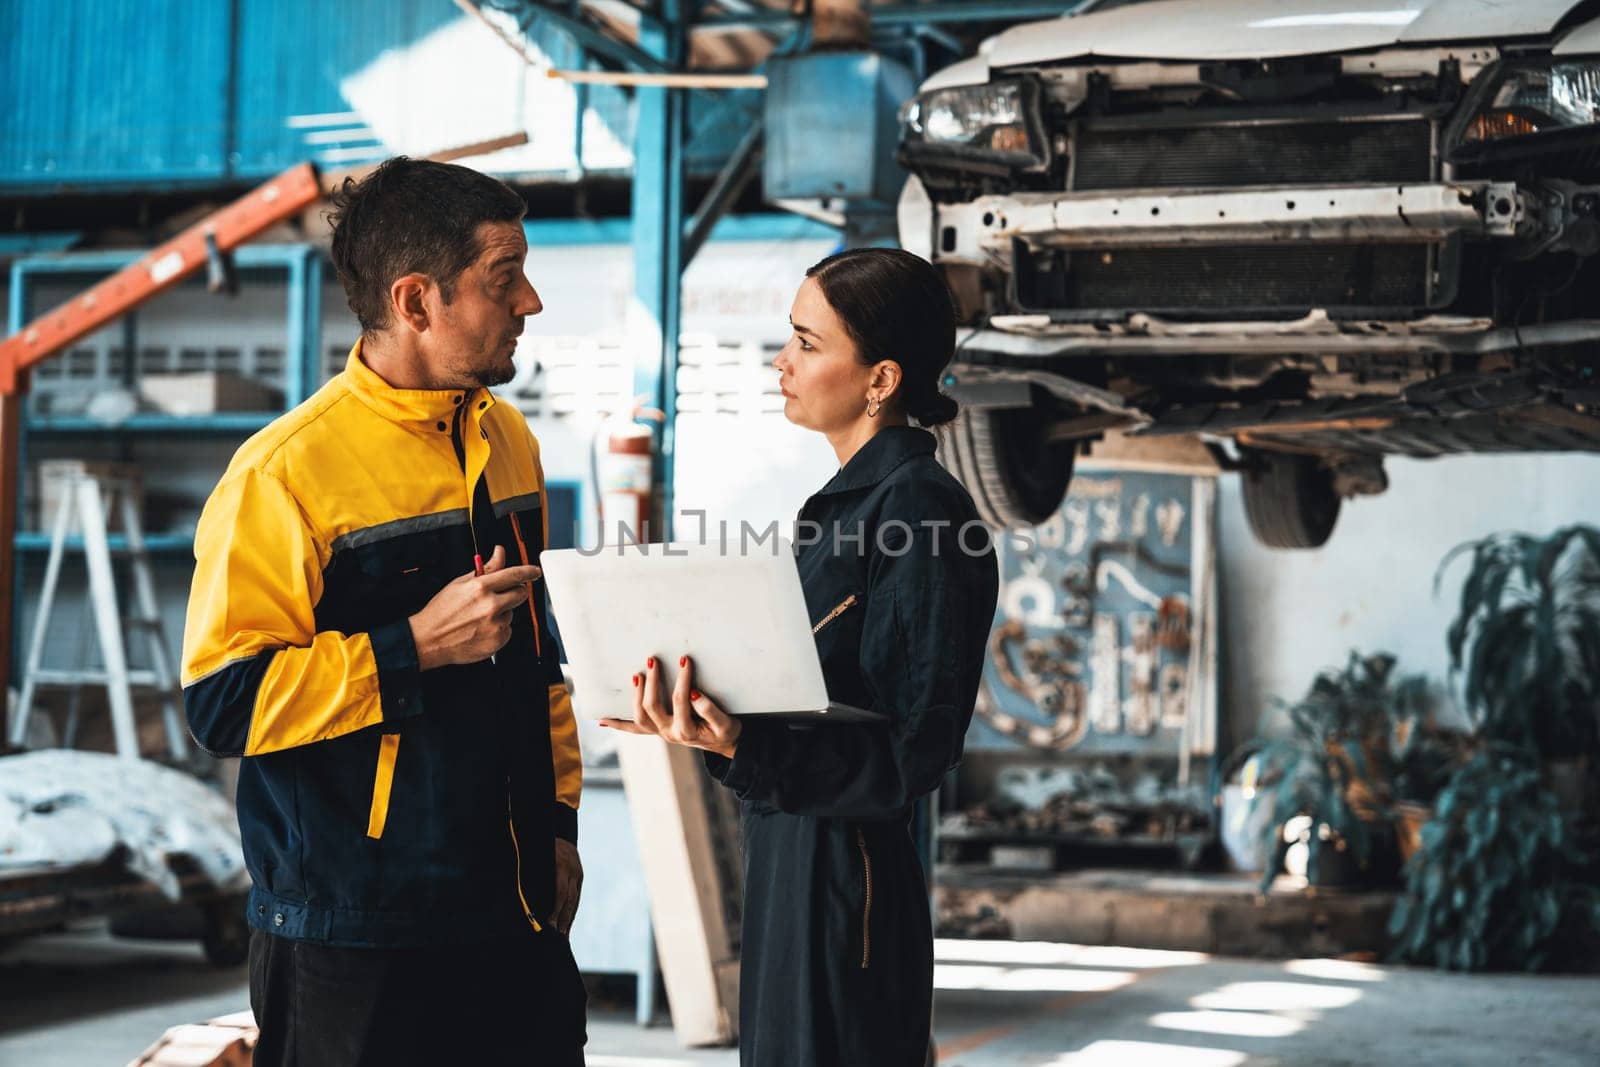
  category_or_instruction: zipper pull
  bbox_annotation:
[812,593,860,635]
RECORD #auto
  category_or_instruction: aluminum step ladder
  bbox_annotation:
[9,471,188,760]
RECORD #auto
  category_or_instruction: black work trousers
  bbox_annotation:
[248,927,587,1066]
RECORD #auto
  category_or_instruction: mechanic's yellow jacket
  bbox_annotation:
[181,342,580,947]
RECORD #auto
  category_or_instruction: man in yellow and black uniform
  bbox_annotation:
[182,158,585,1065]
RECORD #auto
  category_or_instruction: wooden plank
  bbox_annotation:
[615,736,742,1047]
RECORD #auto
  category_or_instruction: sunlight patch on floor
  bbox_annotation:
[1149,1009,1307,1038]
[1283,957,1388,983]
[934,963,1137,993]
[934,940,1210,970]
[1190,981,1364,1013]
[1040,1039,1249,1066]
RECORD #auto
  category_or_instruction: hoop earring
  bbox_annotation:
[866,396,881,418]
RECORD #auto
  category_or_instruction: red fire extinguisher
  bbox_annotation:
[595,398,663,545]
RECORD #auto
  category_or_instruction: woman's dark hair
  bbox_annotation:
[805,247,960,427]
[327,156,528,334]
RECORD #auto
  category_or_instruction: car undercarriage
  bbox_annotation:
[899,35,1600,545]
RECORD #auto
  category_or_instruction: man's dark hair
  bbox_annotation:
[327,157,527,334]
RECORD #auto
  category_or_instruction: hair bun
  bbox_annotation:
[911,390,959,428]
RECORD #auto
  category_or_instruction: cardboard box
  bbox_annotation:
[140,372,281,416]
[127,1011,257,1067]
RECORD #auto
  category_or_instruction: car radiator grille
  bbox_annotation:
[1030,244,1431,312]
[1070,118,1434,190]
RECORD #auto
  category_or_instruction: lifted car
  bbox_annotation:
[898,0,1600,546]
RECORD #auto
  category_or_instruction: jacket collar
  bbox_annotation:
[813,426,937,498]
[342,339,495,431]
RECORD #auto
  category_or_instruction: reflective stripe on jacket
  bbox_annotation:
[181,341,580,947]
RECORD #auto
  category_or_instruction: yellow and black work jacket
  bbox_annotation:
[181,342,580,948]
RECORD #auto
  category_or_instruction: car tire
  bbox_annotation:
[934,404,1075,530]
[1240,449,1341,549]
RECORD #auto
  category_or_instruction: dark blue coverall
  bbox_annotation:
[706,426,1000,1067]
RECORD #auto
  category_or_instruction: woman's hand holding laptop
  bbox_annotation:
[598,654,742,759]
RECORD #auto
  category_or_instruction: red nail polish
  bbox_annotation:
[691,690,702,701]
[632,674,640,687]
[647,657,656,670]
[679,656,688,667]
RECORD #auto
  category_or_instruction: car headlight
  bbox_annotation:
[901,80,1046,167]
[1464,60,1600,142]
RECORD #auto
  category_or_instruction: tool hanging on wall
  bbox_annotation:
[982,622,1089,751]
[1089,615,1122,735]
[1123,613,1159,737]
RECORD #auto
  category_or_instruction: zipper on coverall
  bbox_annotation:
[456,399,544,934]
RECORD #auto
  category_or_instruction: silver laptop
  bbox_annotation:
[540,538,879,723]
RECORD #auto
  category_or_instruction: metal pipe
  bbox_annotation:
[683,120,764,267]
[545,68,766,88]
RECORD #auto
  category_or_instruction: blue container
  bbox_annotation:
[0,0,642,194]
[762,51,914,210]
[0,0,234,189]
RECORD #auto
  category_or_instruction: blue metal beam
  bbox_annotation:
[286,253,307,409]
[682,119,763,268]
[525,213,836,246]
[631,0,688,538]
[0,234,82,257]
[9,244,312,275]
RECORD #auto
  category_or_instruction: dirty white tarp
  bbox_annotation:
[0,750,245,899]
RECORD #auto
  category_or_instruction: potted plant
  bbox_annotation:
[1389,743,1600,971]
[1246,652,1425,892]
[1388,703,1467,863]
[1385,525,1600,971]
[1439,525,1600,808]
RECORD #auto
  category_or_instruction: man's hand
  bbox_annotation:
[551,838,582,935]
[408,545,542,670]
[600,655,742,759]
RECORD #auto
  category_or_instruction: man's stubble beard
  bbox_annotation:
[473,360,517,388]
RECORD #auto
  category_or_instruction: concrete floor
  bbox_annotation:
[2,927,1596,1066]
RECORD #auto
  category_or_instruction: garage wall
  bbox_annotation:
[1216,453,1600,748]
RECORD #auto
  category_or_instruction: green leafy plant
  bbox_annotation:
[1387,525,1600,971]
[1248,652,1426,892]
[1439,525,1600,759]
[1389,744,1600,971]
[1389,713,1465,808]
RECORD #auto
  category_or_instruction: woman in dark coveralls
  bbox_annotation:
[601,248,1000,1066]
